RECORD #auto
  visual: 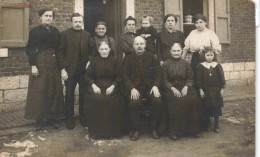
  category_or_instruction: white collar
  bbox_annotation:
[201,61,218,69]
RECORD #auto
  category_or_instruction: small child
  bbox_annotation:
[197,46,225,133]
[136,16,157,54]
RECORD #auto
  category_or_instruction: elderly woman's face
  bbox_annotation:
[170,44,182,58]
[126,20,136,33]
[195,19,207,31]
[165,16,176,30]
[98,43,111,58]
[95,25,107,36]
[40,11,53,25]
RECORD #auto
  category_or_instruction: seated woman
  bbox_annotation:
[84,41,125,138]
[162,43,201,140]
[90,21,117,60]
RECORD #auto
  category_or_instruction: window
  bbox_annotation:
[0,0,29,47]
[164,0,231,44]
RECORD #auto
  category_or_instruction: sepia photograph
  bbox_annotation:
[0,0,256,156]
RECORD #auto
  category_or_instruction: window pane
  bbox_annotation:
[2,8,24,40]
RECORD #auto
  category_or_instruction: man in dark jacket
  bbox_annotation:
[57,13,91,130]
[122,36,163,141]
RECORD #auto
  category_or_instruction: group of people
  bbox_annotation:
[24,8,226,141]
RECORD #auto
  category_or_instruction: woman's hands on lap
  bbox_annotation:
[199,89,205,98]
[171,87,182,97]
[150,86,161,98]
[131,88,140,100]
[106,85,115,95]
[181,86,188,96]
[92,83,101,94]
[31,66,39,77]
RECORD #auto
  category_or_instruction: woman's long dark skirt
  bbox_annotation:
[84,87,126,138]
[163,86,201,136]
[25,49,64,120]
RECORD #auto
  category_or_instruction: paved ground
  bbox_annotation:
[0,84,255,157]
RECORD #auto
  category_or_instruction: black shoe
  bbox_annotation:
[47,119,60,130]
[152,130,160,139]
[130,131,139,141]
[214,128,220,133]
[169,134,178,140]
[79,117,87,127]
[35,120,45,131]
[66,118,75,130]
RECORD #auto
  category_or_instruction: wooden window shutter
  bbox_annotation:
[164,0,183,31]
[0,0,29,47]
[215,0,231,44]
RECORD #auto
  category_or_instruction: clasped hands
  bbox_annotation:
[171,86,188,97]
[92,83,115,95]
[130,86,160,100]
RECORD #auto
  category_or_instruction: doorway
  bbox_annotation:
[83,0,124,42]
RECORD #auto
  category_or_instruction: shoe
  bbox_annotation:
[35,120,44,131]
[66,118,75,130]
[79,117,87,127]
[130,131,139,141]
[47,119,60,130]
[170,134,178,140]
[214,128,220,133]
[152,130,160,139]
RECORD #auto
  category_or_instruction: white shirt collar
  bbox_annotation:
[201,61,218,69]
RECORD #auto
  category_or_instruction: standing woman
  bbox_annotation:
[90,21,117,60]
[182,14,221,88]
[157,14,185,66]
[25,9,64,130]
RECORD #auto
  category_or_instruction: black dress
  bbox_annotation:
[197,62,225,117]
[162,57,201,136]
[25,25,64,120]
[84,56,125,138]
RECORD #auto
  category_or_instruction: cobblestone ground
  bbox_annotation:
[0,84,255,157]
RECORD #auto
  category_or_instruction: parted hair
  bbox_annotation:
[124,16,137,26]
[163,14,178,23]
[71,13,84,22]
[96,21,107,28]
[200,46,218,62]
[39,8,55,18]
[193,14,208,23]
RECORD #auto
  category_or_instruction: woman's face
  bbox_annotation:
[125,20,136,33]
[205,51,214,63]
[170,44,182,58]
[195,19,207,31]
[98,43,111,58]
[165,16,176,30]
[40,11,53,25]
[95,25,107,36]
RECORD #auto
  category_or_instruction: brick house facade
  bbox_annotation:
[0,0,255,111]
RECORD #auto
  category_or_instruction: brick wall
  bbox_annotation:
[221,0,255,63]
[135,0,164,32]
[134,0,255,63]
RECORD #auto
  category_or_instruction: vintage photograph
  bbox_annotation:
[0,0,255,156]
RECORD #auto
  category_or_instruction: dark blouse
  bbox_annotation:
[162,57,193,89]
[90,35,117,60]
[156,29,185,62]
[120,32,136,56]
[197,63,226,89]
[26,25,60,65]
[85,56,121,89]
[136,26,157,54]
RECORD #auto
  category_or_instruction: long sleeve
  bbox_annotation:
[122,57,135,92]
[185,62,193,87]
[84,60,95,86]
[120,34,135,56]
[57,31,69,69]
[110,37,118,59]
[26,29,40,66]
[196,64,203,89]
[162,63,173,89]
[152,55,162,87]
[210,31,222,53]
[111,59,121,87]
[156,34,163,61]
[217,64,226,88]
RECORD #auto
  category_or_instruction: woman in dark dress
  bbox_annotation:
[24,9,64,130]
[157,14,185,66]
[84,41,125,138]
[90,21,117,60]
[162,43,201,140]
[197,47,225,133]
